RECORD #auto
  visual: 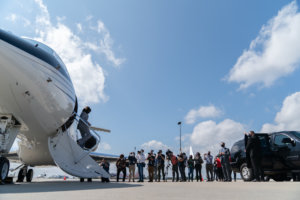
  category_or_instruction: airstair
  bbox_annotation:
[48,114,110,179]
[0,114,21,154]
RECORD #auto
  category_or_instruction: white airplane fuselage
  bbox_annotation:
[0,30,76,166]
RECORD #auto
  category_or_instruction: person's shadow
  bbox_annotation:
[0,180,143,194]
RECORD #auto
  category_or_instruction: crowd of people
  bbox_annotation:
[101,142,241,183]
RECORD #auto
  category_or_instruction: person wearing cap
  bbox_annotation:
[219,142,231,181]
[116,154,127,182]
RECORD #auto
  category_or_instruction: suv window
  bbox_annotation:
[274,134,292,147]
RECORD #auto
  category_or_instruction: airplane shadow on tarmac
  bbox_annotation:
[0,181,143,194]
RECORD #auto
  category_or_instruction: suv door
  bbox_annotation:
[258,134,273,169]
[271,133,294,169]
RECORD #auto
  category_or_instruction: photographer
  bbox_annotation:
[156,150,166,182]
[169,151,179,182]
[128,152,137,182]
[194,152,203,182]
[147,152,155,182]
[116,154,127,182]
[178,153,186,182]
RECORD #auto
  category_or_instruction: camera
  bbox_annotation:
[166,149,172,160]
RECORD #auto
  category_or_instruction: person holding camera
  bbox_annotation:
[128,152,137,182]
[116,154,127,182]
[170,152,179,182]
[156,150,166,182]
[136,149,146,182]
[178,153,186,182]
[194,152,203,182]
[147,152,155,182]
[187,155,195,182]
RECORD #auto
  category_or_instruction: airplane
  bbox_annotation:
[0,28,118,183]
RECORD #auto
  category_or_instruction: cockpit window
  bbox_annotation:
[23,38,70,80]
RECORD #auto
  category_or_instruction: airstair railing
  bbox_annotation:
[70,112,101,164]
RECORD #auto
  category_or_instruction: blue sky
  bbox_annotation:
[2,0,300,156]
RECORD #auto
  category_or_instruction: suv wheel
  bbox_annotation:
[240,163,253,181]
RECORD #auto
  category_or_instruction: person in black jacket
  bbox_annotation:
[116,154,127,182]
[245,131,263,181]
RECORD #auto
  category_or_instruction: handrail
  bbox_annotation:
[72,112,101,152]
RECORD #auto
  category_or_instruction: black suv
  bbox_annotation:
[230,131,300,181]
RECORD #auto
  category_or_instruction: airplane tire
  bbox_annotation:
[0,157,10,181]
[88,178,92,182]
[17,168,26,182]
[26,169,33,182]
[80,178,84,182]
[240,163,253,181]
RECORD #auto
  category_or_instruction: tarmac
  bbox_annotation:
[1,179,300,200]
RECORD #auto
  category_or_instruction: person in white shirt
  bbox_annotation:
[136,149,146,182]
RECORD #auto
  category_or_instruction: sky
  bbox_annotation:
[2,0,300,158]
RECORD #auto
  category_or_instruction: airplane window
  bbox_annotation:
[274,134,291,146]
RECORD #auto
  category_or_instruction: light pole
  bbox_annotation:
[178,121,182,153]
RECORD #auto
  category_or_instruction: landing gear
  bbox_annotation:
[16,166,33,182]
[80,178,92,182]
[26,169,33,182]
[16,167,26,182]
[0,157,10,182]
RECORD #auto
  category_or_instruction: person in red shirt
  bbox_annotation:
[214,156,223,181]
[170,152,179,182]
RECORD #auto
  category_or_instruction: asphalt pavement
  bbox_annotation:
[0,179,300,200]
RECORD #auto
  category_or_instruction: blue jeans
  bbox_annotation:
[188,167,194,181]
[137,163,144,181]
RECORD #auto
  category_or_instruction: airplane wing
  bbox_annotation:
[90,126,111,133]
[89,152,119,162]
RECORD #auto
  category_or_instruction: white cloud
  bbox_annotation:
[89,20,126,67]
[30,0,125,104]
[227,1,300,89]
[189,119,246,155]
[261,92,300,132]
[185,105,223,124]
[141,140,169,152]
[96,142,111,151]
[76,23,82,32]
[5,13,17,22]
[5,13,31,27]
